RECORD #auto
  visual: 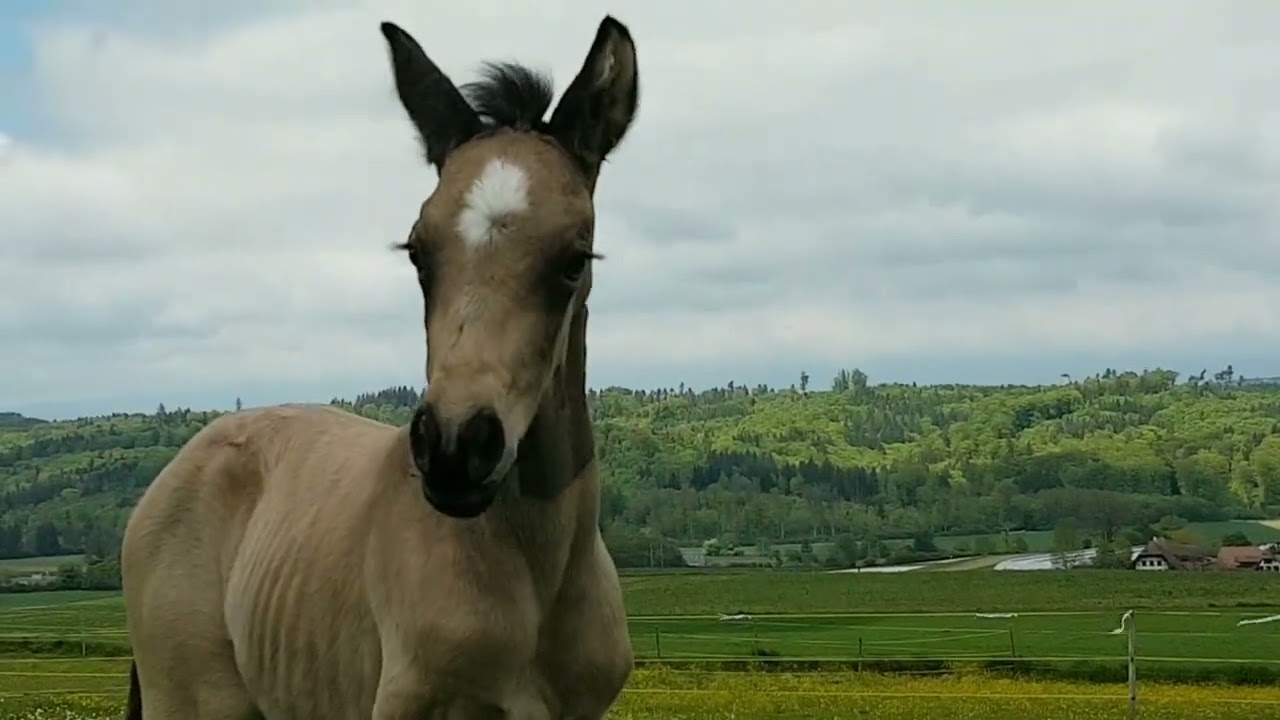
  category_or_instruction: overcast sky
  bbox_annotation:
[3,1,1280,419]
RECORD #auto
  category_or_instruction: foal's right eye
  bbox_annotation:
[403,244,431,276]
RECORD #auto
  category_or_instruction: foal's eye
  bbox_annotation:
[561,252,591,286]
[404,245,431,278]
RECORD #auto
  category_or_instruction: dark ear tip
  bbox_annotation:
[379,21,406,43]
[599,15,632,40]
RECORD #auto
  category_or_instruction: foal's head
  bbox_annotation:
[380,17,638,518]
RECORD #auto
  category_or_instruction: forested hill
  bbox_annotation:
[2,367,1279,569]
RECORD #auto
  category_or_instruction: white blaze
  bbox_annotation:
[456,158,530,248]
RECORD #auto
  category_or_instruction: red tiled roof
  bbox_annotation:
[1217,546,1276,569]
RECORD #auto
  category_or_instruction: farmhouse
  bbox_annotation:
[1215,546,1280,572]
[1131,537,1211,571]
[0,571,57,589]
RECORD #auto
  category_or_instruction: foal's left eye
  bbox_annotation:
[561,253,590,285]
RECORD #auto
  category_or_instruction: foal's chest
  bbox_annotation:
[442,601,632,719]
[531,541,634,719]
[385,540,633,719]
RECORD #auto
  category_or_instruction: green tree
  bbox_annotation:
[1221,531,1253,547]
[1052,518,1080,569]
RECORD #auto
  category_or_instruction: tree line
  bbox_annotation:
[1,366,1277,581]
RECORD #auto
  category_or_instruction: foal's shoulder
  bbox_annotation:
[185,403,398,459]
[221,402,399,432]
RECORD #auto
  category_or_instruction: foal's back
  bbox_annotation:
[122,404,401,719]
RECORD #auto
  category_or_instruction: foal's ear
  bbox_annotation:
[548,16,639,177]
[380,22,483,171]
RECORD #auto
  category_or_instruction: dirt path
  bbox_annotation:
[930,554,1017,571]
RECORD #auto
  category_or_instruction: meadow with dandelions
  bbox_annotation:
[1,572,1279,719]
[2,664,1279,719]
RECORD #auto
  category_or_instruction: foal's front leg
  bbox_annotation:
[371,677,429,720]
[370,659,442,720]
[374,695,511,720]
[373,674,510,720]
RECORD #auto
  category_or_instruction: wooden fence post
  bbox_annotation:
[1127,611,1137,720]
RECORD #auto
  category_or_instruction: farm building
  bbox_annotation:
[0,571,57,588]
[1131,538,1211,571]
[1215,545,1280,572]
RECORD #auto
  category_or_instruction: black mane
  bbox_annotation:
[461,62,556,132]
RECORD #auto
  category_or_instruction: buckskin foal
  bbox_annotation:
[121,15,639,720]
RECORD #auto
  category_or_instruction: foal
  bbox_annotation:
[121,15,639,719]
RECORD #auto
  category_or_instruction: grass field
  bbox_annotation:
[620,568,1280,615]
[0,570,1277,718]
[630,609,1280,667]
[5,591,1278,670]
[687,519,1280,566]
[951,519,1280,553]
[0,554,84,574]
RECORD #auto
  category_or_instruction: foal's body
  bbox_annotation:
[124,403,629,719]
[123,14,641,718]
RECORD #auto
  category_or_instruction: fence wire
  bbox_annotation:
[2,605,1279,716]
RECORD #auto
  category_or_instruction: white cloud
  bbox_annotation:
[4,0,1280,416]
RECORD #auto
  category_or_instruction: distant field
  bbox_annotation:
[928,519,1280,554]
[1,571,1275,630]
[0,590,118,610]
[1186,520,1280,544]
[687,520,1280,567]
[629,609,1280,669]
[9,589,1274,670]
[0,572,1275,662]
[621,569,1280,616]
[0,554,85,574]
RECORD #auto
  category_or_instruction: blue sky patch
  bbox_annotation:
[0,1,51,140]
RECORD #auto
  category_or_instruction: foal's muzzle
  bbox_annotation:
[410,404,512,518]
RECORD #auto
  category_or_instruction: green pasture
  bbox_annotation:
[0,572,1273,677]
[0,570,1275,629]
[926,520,1280,553]
[0,554,85,575]
[0,656,127,694]
[0,590,120,610]
[1,591,1274,669]
[620,569,1280,615]
[1183,520,1280,544]
[629,610,1280,665]
[687,520,1280,567]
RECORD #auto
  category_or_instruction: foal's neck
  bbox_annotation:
[483,307,596,596]
[493,305,595,523]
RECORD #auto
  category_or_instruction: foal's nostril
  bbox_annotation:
[409,404,443,474]
[456,408,506,484]
[413,403,507,517]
